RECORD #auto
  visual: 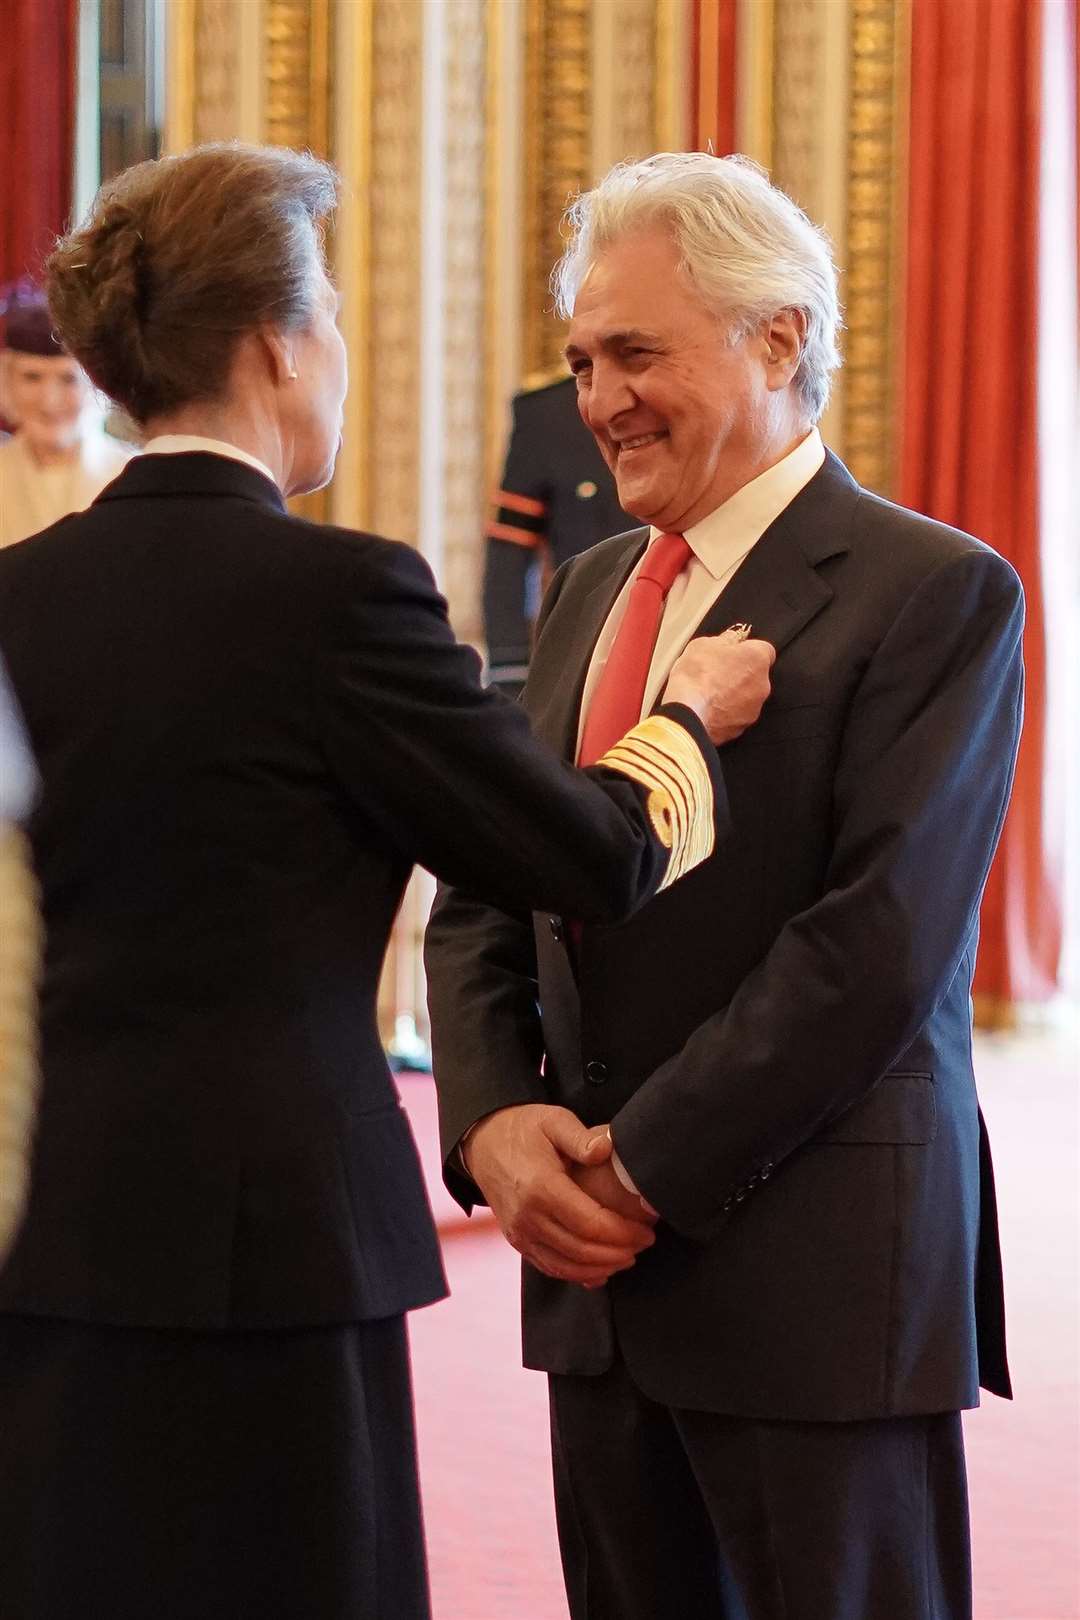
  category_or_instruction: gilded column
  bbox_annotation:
[842,0,907,497]
[768,0,850,454]
[761,0,907,491]
[591,0,657,179]
[441,0,489,643]
[264,0,331,156]
[366,0,423,550]
[522,0,592,378]
[365,0,425,1046]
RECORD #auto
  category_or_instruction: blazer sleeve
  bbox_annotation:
[611,545,1025,1242]
[317,536,727,923]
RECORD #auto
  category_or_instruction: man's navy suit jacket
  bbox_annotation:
[427,450,1024,1422]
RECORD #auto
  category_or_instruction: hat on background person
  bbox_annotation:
[1,279,65,358]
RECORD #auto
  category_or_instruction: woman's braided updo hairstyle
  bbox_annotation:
[47,142,339,425]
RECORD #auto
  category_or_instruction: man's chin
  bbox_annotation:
[614,479,664,527]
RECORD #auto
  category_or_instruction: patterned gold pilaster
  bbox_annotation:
[367,0,423,549]
[654,0,691,152]
[441,0,489,642]
[262,0,332,524]
[771,0,826,219]
[591,0,657,179]
[842,0,907,496]
[329,0,374,535]
[522,0,592,378]
[265,0,331,155]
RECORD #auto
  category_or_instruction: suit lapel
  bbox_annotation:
[533,450,861,748]
[687,513,835,659]
[653,449,858,700]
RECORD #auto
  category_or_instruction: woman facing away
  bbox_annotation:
[0,144,773,1620]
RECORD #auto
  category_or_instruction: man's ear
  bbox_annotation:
[258,326,300,387]
[763,308,807,392]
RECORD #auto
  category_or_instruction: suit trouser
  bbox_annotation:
[549,1350,971,1620]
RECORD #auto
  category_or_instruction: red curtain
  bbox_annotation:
[900,0,1061,1010]
[0,0,78,290]
[693,0,737,155]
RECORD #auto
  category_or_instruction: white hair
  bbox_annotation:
[553,152,843,422]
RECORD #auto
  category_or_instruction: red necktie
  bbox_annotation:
[578,531,694,765]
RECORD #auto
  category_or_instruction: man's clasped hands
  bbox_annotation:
[461,624,776,1287]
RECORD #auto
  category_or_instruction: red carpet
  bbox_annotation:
[402,1028,1080,1619]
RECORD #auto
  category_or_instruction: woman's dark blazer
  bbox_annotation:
[0,451,720,1332]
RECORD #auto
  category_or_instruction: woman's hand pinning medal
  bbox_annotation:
[664,623,776,745]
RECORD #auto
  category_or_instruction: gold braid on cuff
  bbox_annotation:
[0,825,42,1265]
[597,716,715,891]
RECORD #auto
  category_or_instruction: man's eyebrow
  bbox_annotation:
[564,328,662,360]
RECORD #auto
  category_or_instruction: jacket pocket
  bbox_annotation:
[811,1072,936,1145]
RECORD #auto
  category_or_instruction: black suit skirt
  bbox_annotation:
[0,1311,430,1620]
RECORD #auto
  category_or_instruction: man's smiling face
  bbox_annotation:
[565,227,773,533]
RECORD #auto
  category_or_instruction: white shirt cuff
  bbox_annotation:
[610,1149,640,1194]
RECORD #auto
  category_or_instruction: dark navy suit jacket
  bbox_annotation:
[427,451,1023,1421]
[0,451,720,1332]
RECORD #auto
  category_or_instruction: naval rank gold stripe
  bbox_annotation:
[597,716,716,891]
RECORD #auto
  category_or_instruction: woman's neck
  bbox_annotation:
[144,402,285,488]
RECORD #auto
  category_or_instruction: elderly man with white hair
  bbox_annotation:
[426,153,1024,1620]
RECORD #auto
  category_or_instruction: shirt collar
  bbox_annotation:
[141,434,279,491]
[650,427,826,581]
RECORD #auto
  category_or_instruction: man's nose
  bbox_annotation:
[582,360,635,432]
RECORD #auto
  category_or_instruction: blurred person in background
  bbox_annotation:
[484,368,628,698]
[0,654,40,1269]
[0,281,134,548]
[0,142,774,1620]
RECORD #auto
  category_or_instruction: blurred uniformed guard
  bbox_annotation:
[483,370,629,697]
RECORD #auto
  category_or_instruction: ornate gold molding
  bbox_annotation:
[164,0,197,152]
[441,0,489,642]
[842,0,905,496]
[265,0,331,155]
[592,0,657,178]
[192,0,244,143]
[261,0,333,522]
[736,0,774,166]
[367,0,423,547]
[329,0,374,535]
[522,0,592,378]
[654,0,691,152]
[771,0,826,217]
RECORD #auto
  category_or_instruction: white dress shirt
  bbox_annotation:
[575,428,825,757]
[141,434,278,489]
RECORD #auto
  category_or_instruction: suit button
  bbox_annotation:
[549,916,564,943]
[760,1162,774,1181]
[584,1060,608,1086]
